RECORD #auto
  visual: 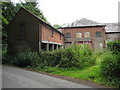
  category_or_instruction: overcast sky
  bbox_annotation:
[12,0,119,25]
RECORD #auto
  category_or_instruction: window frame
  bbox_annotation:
[84,32,90,38]
[76,32,82,38]
[96,31,101,37]
[65,33,71,38]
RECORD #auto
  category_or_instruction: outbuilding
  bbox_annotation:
[7,7,64,55]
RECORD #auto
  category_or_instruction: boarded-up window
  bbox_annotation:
[65,33,71,38]
[84,32,90,38]
[20,23,25,40]
[76,32,82,38]
[96,31,101,37]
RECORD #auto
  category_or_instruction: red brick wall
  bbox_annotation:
[61,27,105,39]
[41,24,64,44]
[61,26,106,49]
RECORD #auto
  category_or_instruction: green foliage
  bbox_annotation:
[38,65,101,81]
[107,40,120,54]
[53,24,61,29]
[39,44,96,68]
[1,2,16,44]
[14,50,41,67]
[2,54,14,64]
[100,51,120,87]
[56,44,95,68]
[3,50,41,67]
[2,2,17,22]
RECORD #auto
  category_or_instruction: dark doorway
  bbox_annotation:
[41,43,47,50]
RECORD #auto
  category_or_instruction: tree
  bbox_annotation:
[1,2,16,44]
[53,24,61,29]
[53,23,68,29]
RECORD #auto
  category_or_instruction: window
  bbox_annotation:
[51,29,54,37]
[96,31,101,37]
[84,32,90,38]
[65,33,71,38]
[20,23,25,40]
[76,32,82,38]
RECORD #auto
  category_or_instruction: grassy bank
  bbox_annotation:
[32,58,112,88]
[34,65,101,82]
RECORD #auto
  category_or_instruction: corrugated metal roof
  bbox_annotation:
[103,23,120,32]
[64,18,120,33]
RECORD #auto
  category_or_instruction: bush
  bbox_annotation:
[56,44,95,68]
[3,44,96,69]
[107,40,120,54]
[100,51,120,87]
[39,50,55,67]
[2,54,16,64]
[39,44,96,69]
[14,50,41,67]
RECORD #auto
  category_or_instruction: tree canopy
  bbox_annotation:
[53,24,61,29]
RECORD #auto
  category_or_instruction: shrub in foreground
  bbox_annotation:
[101,51,120,87]
[14,50,41,67]
[107,40,120,54]
[4,44,96,69]
[40,44,96,68]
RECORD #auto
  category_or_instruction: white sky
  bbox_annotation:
[12,0,119,25]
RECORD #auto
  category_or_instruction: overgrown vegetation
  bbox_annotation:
[3,49,41,68]
[100,51,120,87]
[3,44,95,69]
[100,40,120,87]
[39,44,95,69]
[2,40,120,88]
[107,40,120,54]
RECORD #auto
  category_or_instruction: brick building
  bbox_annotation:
[7,7,64,55]
[59,25,106,49]
[65,18,120,43]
